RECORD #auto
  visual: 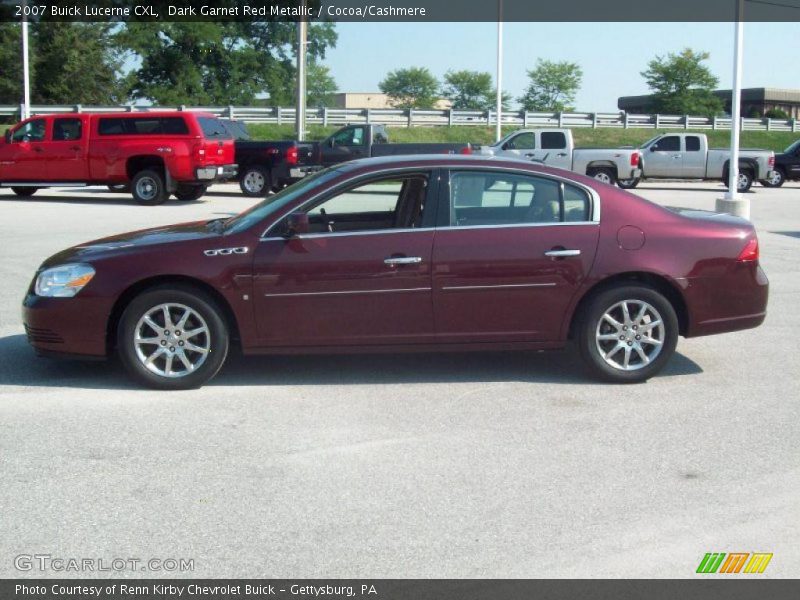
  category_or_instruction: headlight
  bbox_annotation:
[35,264,95,298]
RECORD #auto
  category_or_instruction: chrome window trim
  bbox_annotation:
[257,163,601,241]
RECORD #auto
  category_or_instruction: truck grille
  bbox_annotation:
[25,325,64,344]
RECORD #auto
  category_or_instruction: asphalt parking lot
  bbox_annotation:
[0,180,798,578]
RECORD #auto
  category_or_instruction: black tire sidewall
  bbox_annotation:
[11,187,38,197]
[738,170,754,192]
[589,168,616,186]
[117,287,229,390]
[617,177,640,189]
[175,184,208,202]
[578,285,679,383]
[239,166,270,197]
[764,168,785,188]
[131,169,167,206]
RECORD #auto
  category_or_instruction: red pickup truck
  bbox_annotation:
[0,111,237,205]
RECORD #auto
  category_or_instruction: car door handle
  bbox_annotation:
[672,155,681,159]
[33,147,44,153]
[544,249,581,258]
[557,152,568,157]
[524,153,535,157]
[384,256,423,265]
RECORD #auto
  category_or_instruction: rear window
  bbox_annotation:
[197,117,232,140]
[98,117,189,136]
[541,131,567,150]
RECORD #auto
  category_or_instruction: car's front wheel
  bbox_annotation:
[578,285,678,383]
[11,187,38,197]
[117,286,229,389]
[761,168,785,188]
[239,165,271,197]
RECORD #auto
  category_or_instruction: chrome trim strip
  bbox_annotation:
[441,283,556,291]
[263,287,431,298]
[261,227,435,241]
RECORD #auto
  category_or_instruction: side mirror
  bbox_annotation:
[284,212,310,237]
[501,142,510,150]
[650,145,658,152]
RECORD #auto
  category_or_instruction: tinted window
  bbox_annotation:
[654,136,680,152]
[563,184,591,222]
[52,118,82,141]
[12,119,46,142]
[541,131,567,150]
[97,117,189,136]
[197,116,231,139]
[685,136,701,152]
[331,127,365,146]
[449,171,562,226]
[508,132,535,150]
[220,120,250,140]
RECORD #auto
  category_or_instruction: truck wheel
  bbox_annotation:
[239,166,271,197]
[131,169,168,206]
[10,187,38,197]
[761,168,785,188]
[725,170,753,193]
[588,168,616,186]
[616,177,641,189]
[174,184,208,202]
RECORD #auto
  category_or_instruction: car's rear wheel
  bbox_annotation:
[761,168,785,188]
[724,169,753,192]
[616,177,641,189]
[578,285,678,383]
[588,168,616,186]
[11,187,38,197]
[117,286,229,390]
[174,184,208,202]
[131,169,168,206]
[239,165,271,197]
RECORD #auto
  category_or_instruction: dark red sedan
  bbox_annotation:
[22,156,768,389]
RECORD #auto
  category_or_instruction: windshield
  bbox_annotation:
[223,168,343,235]
[639,136,662,149]
[491,131,519,148]
[784,139,800,154]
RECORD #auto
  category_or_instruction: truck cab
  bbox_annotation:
[487,129,573,171]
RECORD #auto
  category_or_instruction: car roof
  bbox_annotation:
[32,111,217,120]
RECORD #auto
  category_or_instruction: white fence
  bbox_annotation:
[1,104,797,132]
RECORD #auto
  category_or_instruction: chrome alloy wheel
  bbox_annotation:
[737,172,750,191]
[134,303,210,378]
[595,299,665,371]
[593,171,613,184]
[767,170,784,186]
[135,176,158,202]
[243,170,265,194]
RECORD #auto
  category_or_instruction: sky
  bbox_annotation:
[322,21,800,111]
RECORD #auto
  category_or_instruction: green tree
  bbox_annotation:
[518,59,582,112]
[305,60,337,108]
[440,69,510,111]
[118,22,337,106]
[764,108,789,119]
[379,67,439,109]
[641,48,723,116]
[0,24,22,106]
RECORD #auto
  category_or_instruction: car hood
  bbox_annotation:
[42,220,222,267]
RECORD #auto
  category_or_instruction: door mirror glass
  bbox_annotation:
[650,145,658,152]
[501,142,510,150]
[284,212,310,237]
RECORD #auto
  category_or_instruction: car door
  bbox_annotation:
[540,131,572,170]
[681,135,705,178]
[319,126,369,166]
[432,169,600,343]
[41,117,89,181]
[0,117,48,181]
[251,171,437,347]
[496,131,538,161]
[645,135,682,177]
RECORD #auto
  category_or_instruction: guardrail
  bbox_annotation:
[1,104,797,132]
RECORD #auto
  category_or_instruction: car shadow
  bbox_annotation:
[0,333,703,391]
[0,189,233,207]
[770,231,800,239]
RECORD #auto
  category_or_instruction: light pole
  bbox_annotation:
[21,0,31,120]
[495,0,503,142]
[295,6,308,142]
[716,0,749,219]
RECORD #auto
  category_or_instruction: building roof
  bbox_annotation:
[618,88,800,110]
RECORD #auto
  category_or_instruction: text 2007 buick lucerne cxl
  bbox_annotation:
[22,156,768,389]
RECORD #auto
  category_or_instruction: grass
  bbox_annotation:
[246,123,798,152]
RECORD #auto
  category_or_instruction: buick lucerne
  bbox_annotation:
[22,156,769,389]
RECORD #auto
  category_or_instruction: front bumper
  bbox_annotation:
[196,164,238,181]
[22,294,110,358]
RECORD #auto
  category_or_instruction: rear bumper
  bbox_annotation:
[195,164,238,182]
[683,264,769,338]
[289,165,322,179]
[22,294,109,358]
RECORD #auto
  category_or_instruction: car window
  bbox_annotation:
[162,117,191,135]
[12,119,46,142]
[654,136,680,152]
[332,127,365,146]
[52,118,82,141]
[301,174,429,234]
[97,117,190,135]
[541,131,567,150]
[196,116,230,139]
[685,136,701,152]
[448,171,591,227]
[507,132,536,150]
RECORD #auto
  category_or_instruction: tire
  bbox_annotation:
[761,168,785,188]
[131,169,168,206]
[174,184,208,202]
[239,165,271,197]
[724,169,753,193]
[11,187,37,197]
[616,177,641,189]
[117,286,229,390]
[577,284,679,383]
[588,167,616,186]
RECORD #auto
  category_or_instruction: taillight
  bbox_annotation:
[768,155,775,168]
[286,145,298,165]
[737,237,759,262]
[194,144,206,161]
[460,146,472,155]
[630,151,640,167]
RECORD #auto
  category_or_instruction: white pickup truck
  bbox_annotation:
[619,133,776,192]
[478,128,642,186]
